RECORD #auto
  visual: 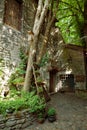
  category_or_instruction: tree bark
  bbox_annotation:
[23,33,37,91]
[37,15,55,64]
[84,0,87,46]
[83,0,87,89]
[37,0,59,64]
[23,0,50,91]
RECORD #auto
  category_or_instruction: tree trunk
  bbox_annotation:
[23,0,50,91]
[37,16,55,64]
[84,0,87,46]
[83,0,87,89]
[23,33,38,91]
[37,0,59,64]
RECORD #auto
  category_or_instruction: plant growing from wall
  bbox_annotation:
[8,48,28,90]
[0,90,46,116]
[0,59,4,77]
[39,53,49,67]
[0,59,5,92]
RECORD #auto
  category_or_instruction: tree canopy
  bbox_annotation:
[23,0,86,91]
[56,0,84,46]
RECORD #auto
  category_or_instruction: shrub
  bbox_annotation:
[28,95,46,113]
[0,90,46,116]
[47,108,56,116]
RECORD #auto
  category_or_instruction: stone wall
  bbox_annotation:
[65,47,86,90]
[0,0,37,89]
[0,109,36,130]
[0,0,86,91]
[40,28,86,92]
[56,46,86,91]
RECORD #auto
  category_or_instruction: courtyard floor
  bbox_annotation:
[24,92,87,130]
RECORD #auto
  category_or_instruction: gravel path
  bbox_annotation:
[24,92,87,130]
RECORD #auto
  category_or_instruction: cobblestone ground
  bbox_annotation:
[24,92,87,130]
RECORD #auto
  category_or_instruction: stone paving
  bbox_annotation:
[24,92,87,130]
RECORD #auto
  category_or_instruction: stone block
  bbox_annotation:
[16,118,26,124]
[6,120,16,127]
[12,124,22,130]
[21,122,32,129]
[0,123,5,129]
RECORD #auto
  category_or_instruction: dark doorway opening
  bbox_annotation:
[84,51,87,89]
[64,74,75,90]
[60,74,75,91]
[49,70,57,93]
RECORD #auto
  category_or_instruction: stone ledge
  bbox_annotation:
[0,109,36,130]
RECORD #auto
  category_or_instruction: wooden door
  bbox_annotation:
[49,70,57,93]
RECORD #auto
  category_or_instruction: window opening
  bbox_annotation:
[4,0,23,30]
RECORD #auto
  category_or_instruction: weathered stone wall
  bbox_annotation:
[0,0,86,91]
[56,47,86,91]
[65,48,86,90]
[0,0,37,88]
[40,28,86,91]
[0,109,36,130]
[23,0,37,35]
[0,0,4,33]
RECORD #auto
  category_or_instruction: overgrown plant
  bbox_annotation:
[0,90,46,116]
[39,53,49,67]
[47,107,56,122]
[8,48,28,89]
[47,107,56,116]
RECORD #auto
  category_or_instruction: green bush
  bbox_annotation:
[28,95,46,113]
[47,107,56,116]
[0,91,46,116]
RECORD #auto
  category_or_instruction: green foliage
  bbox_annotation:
[19,48,28,65]
[0,70,3,76]
[8,48,27,88]
[0,59,4,77]
[28,95,46,113]
[0,98,25,116]
[39,53,49,67]
[11,77,24,85]
[38,112,44,118]
[0,90,46,116]
[37,77,43,83]
[56,0,84,45]
[47,107,56,116]
[8,72,24,89]
[38,86,43,93]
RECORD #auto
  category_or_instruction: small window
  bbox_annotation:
[4,0,23,30]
